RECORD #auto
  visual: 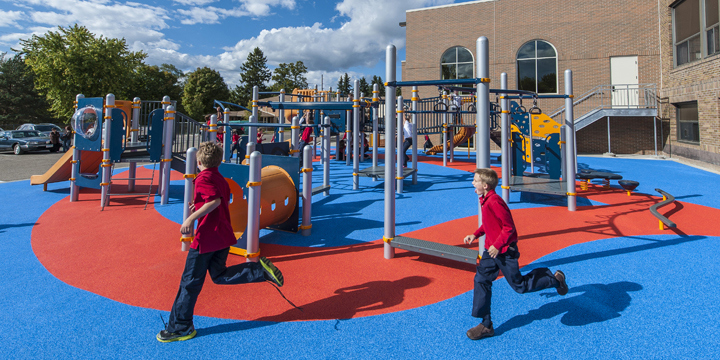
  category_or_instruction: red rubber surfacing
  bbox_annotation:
[31,168,720,321]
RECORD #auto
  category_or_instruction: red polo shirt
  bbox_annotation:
[191,167,236,254]
[473,189,518,254]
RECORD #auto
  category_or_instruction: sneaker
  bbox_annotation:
[555,270,568,296]
[466,322,494,340]
[259,257,284,287]
[156,329,197,343]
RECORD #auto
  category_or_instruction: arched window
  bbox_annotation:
[516,40,557,94]
[441,46,474,80]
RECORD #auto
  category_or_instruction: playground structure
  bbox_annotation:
[380,37,578,264]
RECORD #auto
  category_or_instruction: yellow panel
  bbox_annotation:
[530,112,562,138]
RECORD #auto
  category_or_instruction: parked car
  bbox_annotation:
[0,130,54,154]
[16,123,63,136]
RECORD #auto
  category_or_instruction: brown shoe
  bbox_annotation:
[555,270,568,295]
[466,322,494,340]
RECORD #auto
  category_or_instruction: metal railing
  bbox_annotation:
[172,111,206,158]
[548,84,658,123]
[137,100,177,142]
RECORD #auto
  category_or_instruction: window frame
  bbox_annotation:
[672,0,720,67]
[515,40,559,95]
[676,101,700,144]
[440,46,475,82]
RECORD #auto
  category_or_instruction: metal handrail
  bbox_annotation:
[649,188,676,228]
[172,111,207,160]
[548,84,658,123]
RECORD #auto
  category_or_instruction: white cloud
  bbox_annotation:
[173,0,217,5]
[177,6,225,25]
[0,10,25,28]
[175,0,296,24]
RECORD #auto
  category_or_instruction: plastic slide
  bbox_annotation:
[425,126,476,155]
[30,147,103,188]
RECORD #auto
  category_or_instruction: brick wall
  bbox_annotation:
[659,0,720,165]
[403,0,663,155]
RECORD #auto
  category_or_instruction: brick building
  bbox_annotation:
[660,0,720,165]
[401,0,691,157]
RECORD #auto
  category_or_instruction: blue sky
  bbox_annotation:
[0,0,475,89]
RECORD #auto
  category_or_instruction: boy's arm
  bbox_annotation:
[180,198,221,235]
[464,225,484,245]
[487,200,517,251]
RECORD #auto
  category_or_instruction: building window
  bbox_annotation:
[516,40,557,94]
[677,102,699,143]
[673,0,720,66]
[441,46,474,81]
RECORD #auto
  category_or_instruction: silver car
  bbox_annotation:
[0,130,54,154]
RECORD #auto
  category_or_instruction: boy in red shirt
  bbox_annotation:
[157,142,284,343]
[463,168,568,340]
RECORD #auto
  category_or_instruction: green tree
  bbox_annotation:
[0,53,53,128]
[231,47,271,107]
[131,64,184,112]
[271,61,308,93]
[182,67,230,120]
[371,75,385,97]
[358,77,371,97]
[17,25,146,121]
[336,73,352,96]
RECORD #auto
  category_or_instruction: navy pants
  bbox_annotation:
[402,138,413,166]
[166,247,266,334]
[472,243,559,318]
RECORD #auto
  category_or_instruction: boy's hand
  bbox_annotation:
[180,218,194,236]
[463,234,476,245]
[488,245,499,258]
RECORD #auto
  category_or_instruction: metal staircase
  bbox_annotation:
[548,84,658,130]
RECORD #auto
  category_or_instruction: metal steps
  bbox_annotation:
[389,236,479,264]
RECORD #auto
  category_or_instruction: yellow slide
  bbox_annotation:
[30,147,103,190]
[425,126,476,155]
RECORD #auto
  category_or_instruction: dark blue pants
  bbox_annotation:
[402,138,413,166]
[166,247,266,334]
[472,244,558,318]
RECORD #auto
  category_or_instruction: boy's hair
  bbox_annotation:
[197,141,223,168]
[474,168,498,190]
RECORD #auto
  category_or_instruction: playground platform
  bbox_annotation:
[2,149,720,359]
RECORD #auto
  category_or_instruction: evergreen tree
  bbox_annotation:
[336,73,352,96]
[358,77,371,97]
[182,67,230,120]
[233,47,271,107]
[17,25,146,120]
[371,75,386,97]
[0,53,52,128]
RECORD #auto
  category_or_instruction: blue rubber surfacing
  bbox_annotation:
[1,156,719,359]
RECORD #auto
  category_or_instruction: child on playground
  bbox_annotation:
[157,141,284,343]
[463,168,568,340]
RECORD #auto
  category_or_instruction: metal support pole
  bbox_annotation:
[291,115,299,158]
[301,145,313,236]
[384,45,397,260]
[223,107,231,163]
[158,96,171,193]
[129,97,140,192]
[411,86,418,185]
[246,142,255,162]
[477,36,491,228]
[653,116,658,156]
[323,116,331,196]
[181,147,198,252]
[353,80,360,190]
[561,125,568,183]
[607,117,612,154]
[442,92,448,167]
[279,89,285,142]
[161,105,175,205]
[246,151,261,263]
[565,70,577,212]
[70,94,84,202]
[396,96,404,194]
[250,86,258,144]
[372,84,379,171]
[500,73,510,203]
[346,106,351,166]
[100,93,114,209]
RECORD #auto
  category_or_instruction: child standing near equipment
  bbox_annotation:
[157,142,284,343]
[463,168,568,340]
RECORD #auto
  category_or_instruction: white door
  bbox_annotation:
[610,56,639,108]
